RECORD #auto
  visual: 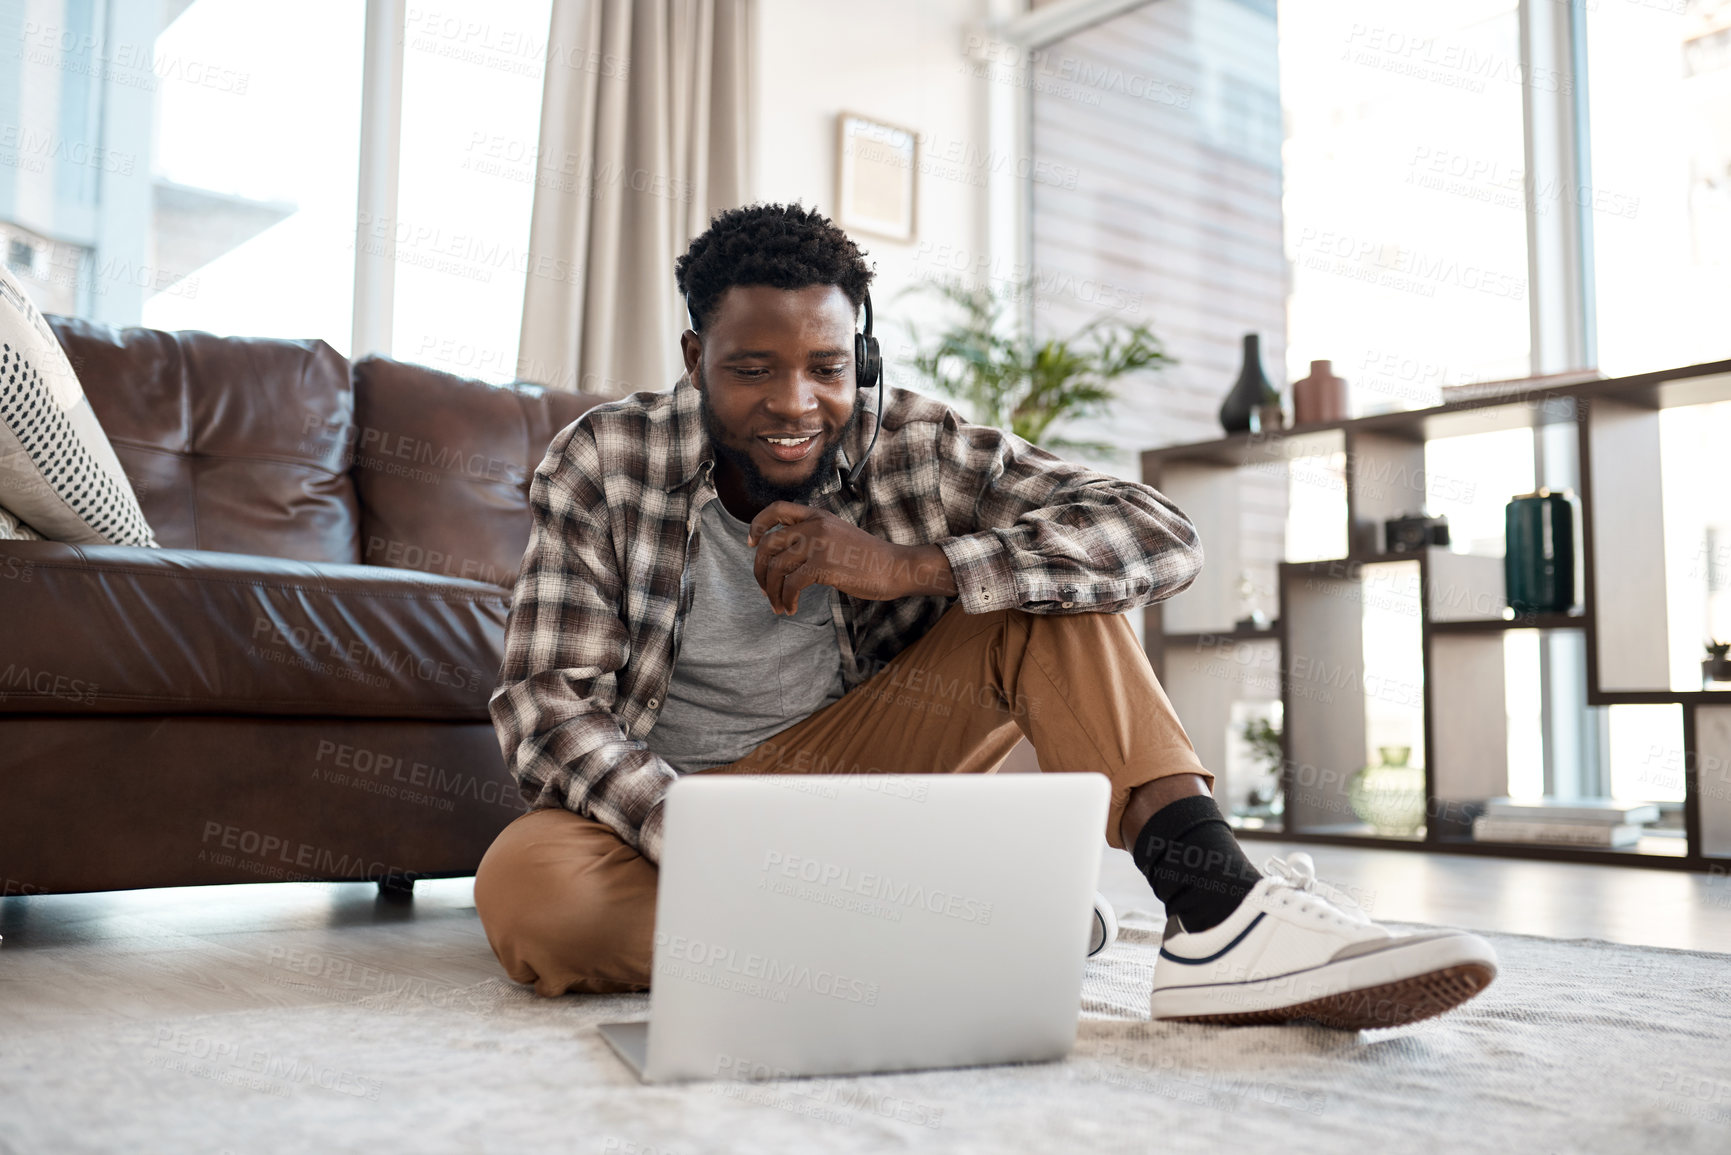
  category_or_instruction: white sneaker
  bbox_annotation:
[1089,892,1119,958]
[1150,852,1497,1029]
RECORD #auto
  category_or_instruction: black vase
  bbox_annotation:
[1219,333,1281,434]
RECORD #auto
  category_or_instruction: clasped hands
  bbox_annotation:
[745,502,958,615]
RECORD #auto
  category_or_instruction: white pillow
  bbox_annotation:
[0,503,44,540]
[0,266,156,547]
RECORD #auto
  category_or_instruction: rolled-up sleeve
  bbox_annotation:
[932,412,1204,615]
[488,422,679,864]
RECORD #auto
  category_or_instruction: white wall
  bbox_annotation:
[749,0,1179,666]
[749,0,996,395]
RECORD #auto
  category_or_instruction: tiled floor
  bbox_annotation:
[3,843,1729,1036]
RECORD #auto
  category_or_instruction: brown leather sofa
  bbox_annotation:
[0,318,605,896]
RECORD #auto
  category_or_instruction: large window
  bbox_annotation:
[141,0,365,348]
[1585,0,1731,377]
[0,0,549,373]
[1278,0,1532,409]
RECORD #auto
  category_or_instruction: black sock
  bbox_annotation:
[1130,794,1262,934]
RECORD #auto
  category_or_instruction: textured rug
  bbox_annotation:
[4,914,1729,1155]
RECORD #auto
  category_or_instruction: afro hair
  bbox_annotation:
[674,202,874,332]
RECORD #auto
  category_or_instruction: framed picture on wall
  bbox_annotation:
[835,112,918,243]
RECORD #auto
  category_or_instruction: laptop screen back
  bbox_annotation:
[642,773,1109,1083]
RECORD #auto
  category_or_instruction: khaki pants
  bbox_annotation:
[474,603,1211,996]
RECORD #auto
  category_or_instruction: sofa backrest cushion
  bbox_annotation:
[350,356,604,587]
[46,317,361,563]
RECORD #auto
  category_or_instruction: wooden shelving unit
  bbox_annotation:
[1142,357,1731,871]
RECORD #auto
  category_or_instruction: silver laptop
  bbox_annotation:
[598,773,1109,1084]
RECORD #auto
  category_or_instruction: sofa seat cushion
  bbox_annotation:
[0,542,509,719]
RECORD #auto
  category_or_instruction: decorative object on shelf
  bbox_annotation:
[1706,639,1731,689]
[1233,569,1271,631]
[1472,796,1657,848]
[1218,333,1283,435]
[1226,700,1284,822]
[1347,745,1426,836]
[1291,359,1348,425]
[1384,512,1450,554]
[1472,817,1642,847]
[903,280,1173,457]
[1505,489,1578,614]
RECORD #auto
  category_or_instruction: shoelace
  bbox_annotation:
[1261,852,1373,924]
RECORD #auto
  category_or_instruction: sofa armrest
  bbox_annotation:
[0,542,510,719]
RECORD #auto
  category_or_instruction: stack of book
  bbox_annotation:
[1471,797,1659,848]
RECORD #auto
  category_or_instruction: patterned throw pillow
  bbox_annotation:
[0,266,156,547]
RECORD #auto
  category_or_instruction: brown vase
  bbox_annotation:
[1292,360,1348,425]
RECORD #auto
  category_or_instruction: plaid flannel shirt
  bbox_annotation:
[490,374,1204,864]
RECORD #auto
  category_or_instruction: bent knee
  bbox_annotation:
[474,810,656,994]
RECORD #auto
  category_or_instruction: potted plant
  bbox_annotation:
[901,280,1173,458]
[1237,713,1285,820]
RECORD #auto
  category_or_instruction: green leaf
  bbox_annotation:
[896,278,1175,453]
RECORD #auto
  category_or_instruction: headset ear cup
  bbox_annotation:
[857,333,883,391]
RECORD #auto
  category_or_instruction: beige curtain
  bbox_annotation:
[519,0,751,398]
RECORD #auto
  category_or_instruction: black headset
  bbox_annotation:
[846,291,884,495]
[687,289,884,496]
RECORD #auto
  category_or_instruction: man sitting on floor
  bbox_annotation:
[476,202,1497,1029]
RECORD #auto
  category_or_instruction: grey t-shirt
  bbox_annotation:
[646,496,848,773]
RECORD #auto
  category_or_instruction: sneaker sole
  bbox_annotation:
[1158,960,1496,1030]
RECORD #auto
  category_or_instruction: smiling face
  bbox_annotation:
[683,283,863,522]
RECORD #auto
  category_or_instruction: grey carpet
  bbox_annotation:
[4,914,1729,1155]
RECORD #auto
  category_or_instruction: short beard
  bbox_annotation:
[697,370,861,509]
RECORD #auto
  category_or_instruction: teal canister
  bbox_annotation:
[1504,489,1577,614]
